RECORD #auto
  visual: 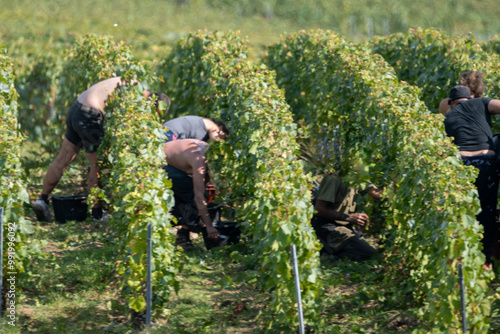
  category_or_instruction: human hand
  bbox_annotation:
[206,226,220,239]
[346,213,369,226]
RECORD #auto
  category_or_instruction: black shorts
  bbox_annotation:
[65,101,104,153]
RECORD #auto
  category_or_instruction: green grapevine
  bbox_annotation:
[267,29,492,333]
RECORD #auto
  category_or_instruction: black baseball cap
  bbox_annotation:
[448,85,471,105]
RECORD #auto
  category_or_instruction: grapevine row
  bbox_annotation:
[0,51,40,303]
[14,53,62,154]
[99,83,180,315]
[159,30,322,331]
[370,27,500,116]
[54,35,180,315]
[266,29,492,333]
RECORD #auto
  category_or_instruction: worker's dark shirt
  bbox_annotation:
[444,98,493,151]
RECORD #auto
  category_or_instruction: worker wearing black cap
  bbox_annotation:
[444,85,500,267]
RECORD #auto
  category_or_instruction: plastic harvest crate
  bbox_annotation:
[51,195,88,223]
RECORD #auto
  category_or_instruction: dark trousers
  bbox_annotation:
[162,165,198,228]
[311,215,377,261]
[335,237,377,261]
[462,155,499,262]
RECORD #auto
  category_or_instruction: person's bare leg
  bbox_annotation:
[34,138,79,221]
[41,138,79,196]
[87,151,109,222]
[86,151,101,208]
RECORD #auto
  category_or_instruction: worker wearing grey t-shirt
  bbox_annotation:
[163,115,228,142]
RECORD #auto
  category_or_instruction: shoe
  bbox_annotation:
[175,228,197,251]
[93,211,109,223]
[33,199,51,221]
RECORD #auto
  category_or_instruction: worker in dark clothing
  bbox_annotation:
[312,174,383,261]
[444,85,500,267]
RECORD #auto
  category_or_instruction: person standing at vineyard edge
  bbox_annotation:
[162,139,220,250]
[311,174,383,261]
[444,85,500,268]
[439,70,485,115]
[32,77,170,222]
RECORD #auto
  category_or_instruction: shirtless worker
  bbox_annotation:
[162,139,220,250]
[33,77,170,222]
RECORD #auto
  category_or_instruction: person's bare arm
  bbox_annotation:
[315,199,369,226]
[439,98,451,115]
[367,186,383,200]
[488,99,500,114]
[191,154,219,239]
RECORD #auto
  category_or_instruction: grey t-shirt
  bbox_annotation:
[163,116,209,141]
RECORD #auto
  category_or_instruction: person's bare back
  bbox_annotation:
[163,139,219,238]
[162,139,208,175]
[77,77,125,113]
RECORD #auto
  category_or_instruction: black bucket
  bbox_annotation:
[203,221,241,250]
[52,195,88,223]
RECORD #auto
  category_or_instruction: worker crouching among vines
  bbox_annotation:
[311,173,384,261]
